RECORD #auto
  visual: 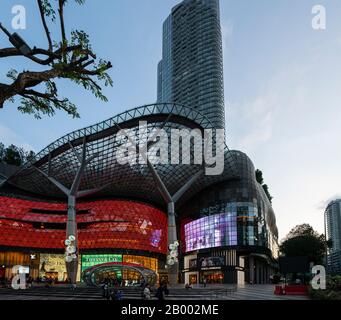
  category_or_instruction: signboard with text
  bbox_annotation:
[81,254,122,272]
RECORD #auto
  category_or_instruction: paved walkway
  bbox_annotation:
[0,284,309,300]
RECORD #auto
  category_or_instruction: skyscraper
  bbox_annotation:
[325,199,341,274]
[157,0,225,129]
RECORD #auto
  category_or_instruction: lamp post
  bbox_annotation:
[0,22,31,55]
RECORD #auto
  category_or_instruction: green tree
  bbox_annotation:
[24,150,36,163]
[0,143,35,166]
[0,143,4,162]
[280,224,326,265]
[255,169,273,203]
[3,145,22,166]
[0,0,112,118]
[255,169,264,185]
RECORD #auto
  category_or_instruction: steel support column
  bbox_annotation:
[34,138,101,285]
[147,161,203,286]
[66,195,78,284]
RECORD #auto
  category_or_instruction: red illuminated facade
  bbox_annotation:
[0,196,167,254]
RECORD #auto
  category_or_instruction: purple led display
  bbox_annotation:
[184,212,237,252]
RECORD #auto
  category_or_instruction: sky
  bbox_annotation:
[0,0,341,240]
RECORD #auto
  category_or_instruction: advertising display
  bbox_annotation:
[184,212,237,252]
[39,254,81,282]
[123,255,158,272]
[189,259,197,269]
[81,254,122,272]
[199,257,225,269]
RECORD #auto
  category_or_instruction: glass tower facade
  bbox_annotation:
[157,0,225,129]
[326,200,341,274]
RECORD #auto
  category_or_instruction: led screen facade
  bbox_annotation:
[0,197,168,254]
[184,212,237,252]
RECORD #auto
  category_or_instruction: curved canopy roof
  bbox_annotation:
[82,262,158,286]
[7,103,239,207]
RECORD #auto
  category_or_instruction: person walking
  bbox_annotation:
[156,282,169,301]
[143,284,151,300]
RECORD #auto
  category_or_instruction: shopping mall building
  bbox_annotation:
[0,104,278,286]
[0,0,279,287]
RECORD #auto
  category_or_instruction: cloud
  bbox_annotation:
[227,60,316,152]
[236,93,278,150]
[317,195,341,211]
[221,20,233,46]
[228,91,279,151]
[0,124,35,151]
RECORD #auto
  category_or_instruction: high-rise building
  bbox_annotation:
[157,0,225,129]
[325,199,341,274]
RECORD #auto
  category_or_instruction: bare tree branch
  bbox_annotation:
[37,0,53,51]
[58,0,67,62]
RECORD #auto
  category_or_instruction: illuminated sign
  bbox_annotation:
[18,266,29,274]
[184,212,237,252]
[81,254,122,271]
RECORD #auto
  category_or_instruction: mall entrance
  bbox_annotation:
[82,262,158,287]
[92,268,144,287]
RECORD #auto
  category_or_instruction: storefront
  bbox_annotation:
[0,251,39,280]
[182,251,247,284]
[200,269,224,284]
[80,253,160,286]
[39,254,81,282]
[81,253,159,284]
[183,254,199,285]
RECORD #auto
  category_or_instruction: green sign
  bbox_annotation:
[81,254,122,271]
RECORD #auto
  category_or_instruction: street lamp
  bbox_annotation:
[0,22,31,55]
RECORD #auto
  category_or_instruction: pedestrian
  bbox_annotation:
[185,283,192,290]
[155,282,169,300]
[102,283,110,299]
[155,284,164,300]
[143,284,151,300]
[115,289,123,300]
[203,278,207,288]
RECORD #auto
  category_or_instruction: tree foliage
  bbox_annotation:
[0,142,35,166]
[255,169,273,203]
[280,224,326,265]
[0,0,112,118]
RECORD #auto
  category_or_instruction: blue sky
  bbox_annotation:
[1,0,341,239]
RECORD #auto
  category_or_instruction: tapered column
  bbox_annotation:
[66,195,78,284]
[34,138,101,286]
[167,202,178,286]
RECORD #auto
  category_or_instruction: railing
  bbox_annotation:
[210,287,237,300]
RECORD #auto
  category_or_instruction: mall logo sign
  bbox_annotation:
[115,121,225,176]
[11,265,26,290]
[11,5,26,30]
[311,265,326,290]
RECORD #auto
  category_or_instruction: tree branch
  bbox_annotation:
[76,62,113,75]
[58,0,67,62]
[0,0,113,116]
[37,0,53,51]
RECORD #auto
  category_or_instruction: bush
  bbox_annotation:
[308,276,341,300]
